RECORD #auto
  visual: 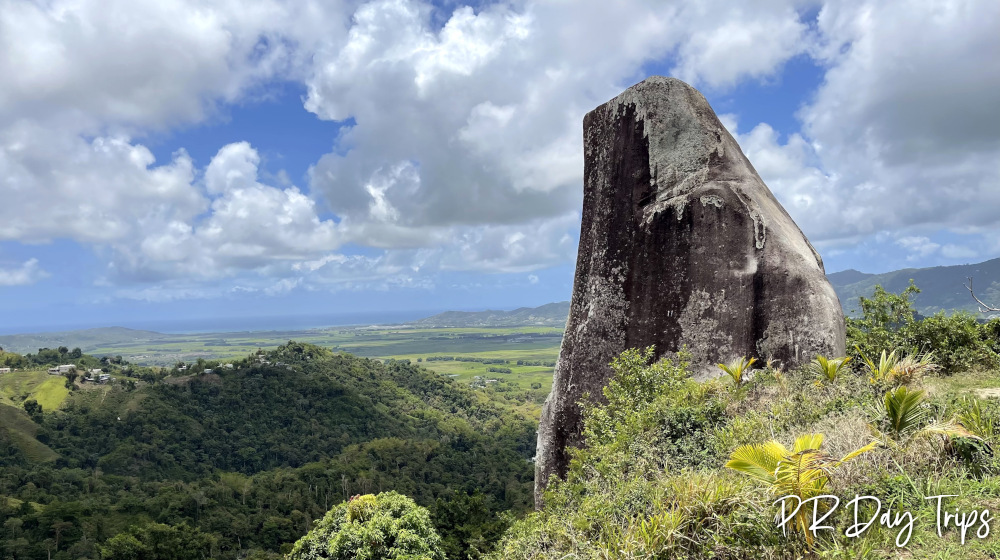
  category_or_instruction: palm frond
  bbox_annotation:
[725,441,786,483]
[883,386,928,438]
[809,355,851,383]
[717,356,757,388]
[792,433,825,453]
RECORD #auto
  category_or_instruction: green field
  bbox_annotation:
[0,401,58,462]
[83,326,564,400]
[0,369,70,411]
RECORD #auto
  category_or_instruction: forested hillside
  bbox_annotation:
[829,256,1000,317]
[0,342,535,559]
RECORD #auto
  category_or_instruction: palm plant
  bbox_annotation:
[957,397,995,441]
[717,356,757,388]
[808,355,851,384]
[726,434,877,545]
[858,348,900,385]
[880,386,928,440]
[858,347,939,386]
[889,352,939,385]
[873,386,980,449]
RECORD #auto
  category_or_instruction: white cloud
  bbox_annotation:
[305,0,813,255]
[671,3,812,88]
[768,0,1000,247]
[7,0,996,292]
[0,0,350,132]
[112,142,342,279]
[0,258,48,286]
[895,236,942,260]
[0,122,204,244]
[941,244,979,261]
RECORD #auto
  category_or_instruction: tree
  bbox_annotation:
[286,492,446,560]
[23,399,42,417]
[966,277,1000,312]
[100,523,215,560]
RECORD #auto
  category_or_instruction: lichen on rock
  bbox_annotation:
[534,76,845,507]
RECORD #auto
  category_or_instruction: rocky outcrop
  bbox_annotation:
[534,76,845,506]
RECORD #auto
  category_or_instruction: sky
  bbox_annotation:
[1,0,999,333]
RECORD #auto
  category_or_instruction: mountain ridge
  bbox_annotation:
[828,256,1000,317]
[2,257,999,351]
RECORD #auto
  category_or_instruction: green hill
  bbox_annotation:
[0,342,535,559]
[828,257,1000,317]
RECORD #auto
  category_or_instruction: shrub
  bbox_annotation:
[286,492,446,560]
[907,312,1000,373]
[847,282,1000,373]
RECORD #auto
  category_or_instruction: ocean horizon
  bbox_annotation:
[0,310,442,336]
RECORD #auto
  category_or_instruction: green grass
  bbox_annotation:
[33,376,70,411]
[0,369,70,411]
[0,402,58,462]
[924,368,1000,398]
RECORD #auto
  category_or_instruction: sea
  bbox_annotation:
[0,310,439,336]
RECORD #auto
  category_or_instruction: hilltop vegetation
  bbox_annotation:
[4,283,1000,559]
[0,342,535,559]
[492,286,1000,559]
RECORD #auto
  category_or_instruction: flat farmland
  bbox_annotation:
[85,326,564,397]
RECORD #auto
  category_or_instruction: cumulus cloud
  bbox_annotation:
[0,122,204,245]
[5,0,995,294]
[305,0,813,248]
[734,0,1000,263]
[0,258,48,286]
[0,0,350,132]
[111,142,342,279]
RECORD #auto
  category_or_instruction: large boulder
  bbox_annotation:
[534,76,845,506]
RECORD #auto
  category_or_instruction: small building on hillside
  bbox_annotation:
[98,373,111,384]
[0,367,11,374]
[48,364,77,375]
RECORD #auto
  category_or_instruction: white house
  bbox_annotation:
[0,367,11,374]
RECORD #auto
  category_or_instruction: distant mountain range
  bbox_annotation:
[2,258,998,351]
[828,257,1000,317]
[0,326,174,355]
[412,302,571,328]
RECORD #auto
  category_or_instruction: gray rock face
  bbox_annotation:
[534,76,845,506]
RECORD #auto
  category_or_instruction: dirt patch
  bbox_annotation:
[975,388,1000,399]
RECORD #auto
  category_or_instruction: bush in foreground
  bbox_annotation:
[286,491,445,560]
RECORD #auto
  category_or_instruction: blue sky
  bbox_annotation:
[1,0,998,333]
